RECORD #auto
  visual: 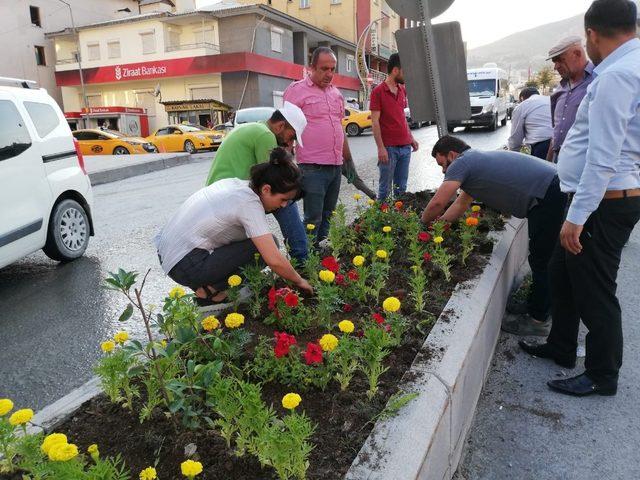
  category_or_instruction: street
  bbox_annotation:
[0,124,510,411]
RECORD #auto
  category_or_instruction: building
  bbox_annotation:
[47,0,363,132]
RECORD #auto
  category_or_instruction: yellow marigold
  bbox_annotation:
[352,255,365,267]
[376,249,388,259]
[201,315,220,331]
[0,398,13,416]
[140,466,158,480]
[353,193,362,201]
[465,217,479,227]
[282,393,302,410]
[306,223,316,231]
[169,286,186,299]
[180,459,203,478]
[318,269,336,283]
[224,312,245,329]
[113,331,129,344]
[161,339,167,348]
[382,226,392,233]
[48,442,79,462]
[41,433,67,455]
[367,199,376,206]
[471,205,481,212]
[101,340,115,353]
[227,275,242,287]
[9,408,33,426]
[434,236,444,244]
[319,333,339,352]
[87,444,99,455]
[382,296,401,313]
[338,320,355,334]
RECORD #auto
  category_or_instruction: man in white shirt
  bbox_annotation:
[508,87,554,159]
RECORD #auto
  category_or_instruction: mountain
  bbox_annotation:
[466,15,584,72]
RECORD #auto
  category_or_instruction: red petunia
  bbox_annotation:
[347,269,359,281]
[321,256,340,273]
[335,273,346,286]
[304,342,323,365]
[380,203,390,212]
[342,303,353,313]
[372,313,385,324]
[423,252,432,263]
[274,331,297,358]
[418,231,431,243]
[284,291,299,307]
[268,286,278,311]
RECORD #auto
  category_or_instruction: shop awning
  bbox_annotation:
[161,99,232,112]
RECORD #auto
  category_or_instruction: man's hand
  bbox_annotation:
[411,138,419,152]
[560,220,584,255]
[378,147,389,164]
[296,278,314,295]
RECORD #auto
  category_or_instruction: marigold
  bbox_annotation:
[9,408,33,426]
[434,236,444,244]
[319,333,339,352]
[282,393,302,410]
[41,433,67,455]
[353,193,362,201]
[48,442,78,462]
[376,249,388,259]
[87,444,99,455]
[471,205,481,212]
[465,217,479,227]
[318,269,336,283]
[169,286,186,299]
[101,340,115,353]
[113,331,129,344]
[394,200,403,210]
[352,255,365,267]
[227,274,242,287]
[0,398,13,416]
[338,320,355,333]
[306,223,316,231]
[180,459,203,478]
[382,226,392,233]
[224,312,245,329]
[201,315,220,331]
[140,467,158,480]
[382,296,401,313]
[367,199,376,206]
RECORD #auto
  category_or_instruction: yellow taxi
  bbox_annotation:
[145,124,221,153]
[342,108,372,137]
[72,129,157,155]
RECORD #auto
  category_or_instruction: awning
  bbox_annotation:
[161,99,232,112]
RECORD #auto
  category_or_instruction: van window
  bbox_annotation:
[24,102,60,138]
[468,79,496,97]
[0,100,32,161]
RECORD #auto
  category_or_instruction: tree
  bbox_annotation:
[524,79,539,89]
[536,66,556,94]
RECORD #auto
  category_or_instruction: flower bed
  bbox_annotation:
[0,193,504,480]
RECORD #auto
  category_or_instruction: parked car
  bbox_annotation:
[72,128,156,155]
[233,107,276,127]
[178,123,226,148]
[404,107,430,129]
[506,94,517,120]
[0,77,94,268]
[145,124,218,153]
[342,108,372,136]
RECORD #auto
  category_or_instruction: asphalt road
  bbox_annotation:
[0,124,510,411]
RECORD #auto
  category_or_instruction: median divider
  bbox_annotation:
[85,152,195,186]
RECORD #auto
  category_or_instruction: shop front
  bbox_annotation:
[64,106,149,136]
[162,99,232,128]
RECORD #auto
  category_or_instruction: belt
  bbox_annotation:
[567,188,640,201]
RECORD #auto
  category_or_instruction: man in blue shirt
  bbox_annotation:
[520,0,640,397]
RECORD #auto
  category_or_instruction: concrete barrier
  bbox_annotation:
[85,152,193,186]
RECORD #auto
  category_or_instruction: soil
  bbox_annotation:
[3,193,505,480]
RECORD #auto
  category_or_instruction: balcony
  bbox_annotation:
[164,42,220,54]
[56,57,78,65]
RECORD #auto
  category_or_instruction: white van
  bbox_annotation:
[448,66,509,132]
[0,77,94,269]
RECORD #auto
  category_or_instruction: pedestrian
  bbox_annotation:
[370,53,419,200]
[520,0,640,397]
[156,147,313,311]
[507,87,553,159]
[421,136,566,336]
[283,47,367,243]
[204,102,309,263]
[546,36,595,163]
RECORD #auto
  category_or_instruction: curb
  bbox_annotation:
[87,153,192,186]
[345,218,528,480]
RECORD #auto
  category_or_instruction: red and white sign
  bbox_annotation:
[114,64,167,81]
[64,106,146,117]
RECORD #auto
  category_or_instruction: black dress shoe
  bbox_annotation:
[547,373,617,397]
[518,340,576,369]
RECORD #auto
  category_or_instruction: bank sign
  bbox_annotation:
[114,64,168,81]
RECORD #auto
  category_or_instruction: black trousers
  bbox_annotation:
[526,176,567,320]
[547,196,640,384]
[531,139,551,160]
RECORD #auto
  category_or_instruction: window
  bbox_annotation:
[86,94,102,108]
[331,0,341,3]
[270,27,283,53]
[87,42,100,61]
[30,6,41,27]
[346,54,355,73]
[167,30,180,49]
[24,102,59,138]
[34,46,46,66]
[0,101,32,161]
[107,40,121,59]
[140,31,156,54]
[194,27,214,45]
[300,0,309,8]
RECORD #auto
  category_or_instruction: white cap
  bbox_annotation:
[279,101,307,147]
[547,35,583,61]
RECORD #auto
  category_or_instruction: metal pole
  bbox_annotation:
[418,0,447,137]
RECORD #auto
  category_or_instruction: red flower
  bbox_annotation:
[347,269,359,281]
[443,223,451,232]
[304,342,323,365]
[335,273,346,286]
[321,256,340,273]
[274,331,297,358]
[385,324,392,333]
[471,212,480,218]
[284,291,299,307]
[418,231,431,243]
[342,303,353,312]
[423,252,432,263]
[380,203,389,213]
[372,313,385,324]
[268,286,277,311]
[394,201,403,210]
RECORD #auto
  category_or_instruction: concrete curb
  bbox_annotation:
[87,153,192,186]
[345,218,528,480]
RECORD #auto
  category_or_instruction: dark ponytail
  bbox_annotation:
[249,147,303,197]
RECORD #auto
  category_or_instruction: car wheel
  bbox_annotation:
[346,123,361,137]
[447,125,456,133]
[43,199,90,262]
[113,146,129,155]
[489,114,498,131]
[500,115,507,127]
[184,140,196,153]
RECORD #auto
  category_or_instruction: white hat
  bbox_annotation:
[279,101,307,148]
[547,35,583,61]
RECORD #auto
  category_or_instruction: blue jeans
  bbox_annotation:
[378,145,412,200]
[299,164,342,242]
[273,200,308,262]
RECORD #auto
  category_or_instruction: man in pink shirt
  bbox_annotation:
[284,47,356,242]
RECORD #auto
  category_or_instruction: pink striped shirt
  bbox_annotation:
[283,76,345,165]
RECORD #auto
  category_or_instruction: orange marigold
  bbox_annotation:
[465,217,479,227]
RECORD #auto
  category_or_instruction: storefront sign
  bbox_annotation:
[164,102,223,112]
[114,64,167,81]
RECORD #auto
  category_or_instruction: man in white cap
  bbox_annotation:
[545,35,595,163]
[205,101,310,262]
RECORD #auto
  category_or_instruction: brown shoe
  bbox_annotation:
[501,314,550,336]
